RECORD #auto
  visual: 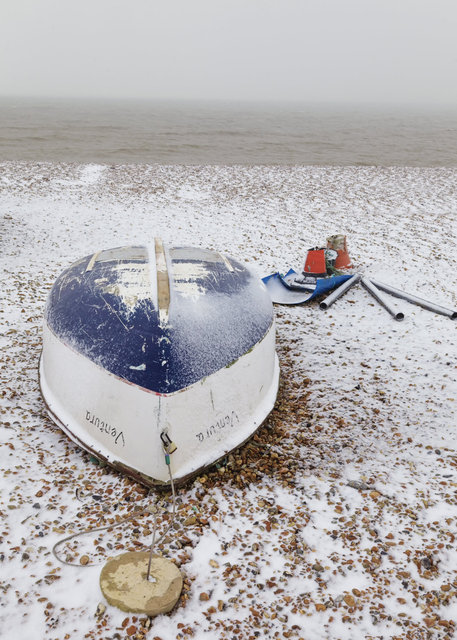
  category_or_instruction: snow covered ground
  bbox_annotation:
[1,162,457,640]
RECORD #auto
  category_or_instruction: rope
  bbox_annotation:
[146,452,176,580]
[52,508,150,566]
[52,450,177,568]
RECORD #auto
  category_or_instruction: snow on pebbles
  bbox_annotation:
[1,162,457,640]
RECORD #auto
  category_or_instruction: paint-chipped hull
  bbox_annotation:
[40,244,280,485]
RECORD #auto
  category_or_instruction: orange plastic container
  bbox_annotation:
[304,249,327,275]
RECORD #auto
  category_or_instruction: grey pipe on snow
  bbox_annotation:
[361,277,405,321]
[319,273,361,310]
[370,278,457,320]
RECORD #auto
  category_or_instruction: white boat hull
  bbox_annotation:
[40,322,279,485]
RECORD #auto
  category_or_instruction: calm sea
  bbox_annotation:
[1,97,456,166]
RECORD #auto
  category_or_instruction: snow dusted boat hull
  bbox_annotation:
[40,243,279,485]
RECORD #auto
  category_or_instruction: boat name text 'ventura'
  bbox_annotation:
[86,410,125,447]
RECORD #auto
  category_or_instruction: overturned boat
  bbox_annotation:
[40,242,279,486]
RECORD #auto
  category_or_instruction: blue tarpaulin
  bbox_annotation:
[262,269,351,305]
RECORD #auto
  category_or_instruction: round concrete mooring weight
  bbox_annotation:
[100,552,183,616]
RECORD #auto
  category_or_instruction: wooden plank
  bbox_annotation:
[218,252,234,272]
[155,238,170,324]
[85,250,101,272]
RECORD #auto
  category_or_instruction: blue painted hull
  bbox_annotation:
[45,246,273,394]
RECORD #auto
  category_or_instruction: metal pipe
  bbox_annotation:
[370,278,457,320]
[361,277,405,321]
[319,273,361,310]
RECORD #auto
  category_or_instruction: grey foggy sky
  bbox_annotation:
[1,0,457,105]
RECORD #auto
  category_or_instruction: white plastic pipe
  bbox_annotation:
[370,278,457,320]
[319,273,361,310]
[361,277,405,321]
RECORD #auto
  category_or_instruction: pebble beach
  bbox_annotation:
[1,162,457,639]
